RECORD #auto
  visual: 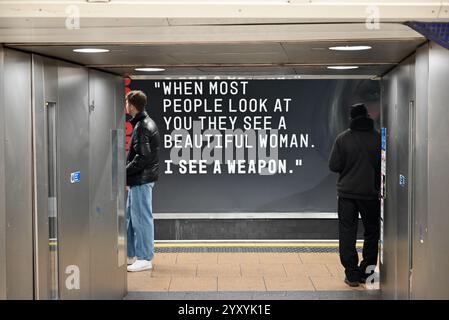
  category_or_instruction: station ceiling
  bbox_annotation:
[5,21,426,78]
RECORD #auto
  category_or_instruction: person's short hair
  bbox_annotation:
[126,90,147,112]
[350,103,368,119]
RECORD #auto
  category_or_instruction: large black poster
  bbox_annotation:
[129,79,380,213]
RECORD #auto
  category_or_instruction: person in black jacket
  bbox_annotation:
[125,90,160,272]
[329,103,381,287]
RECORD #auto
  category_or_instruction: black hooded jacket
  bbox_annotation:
[328,116,381,200]
[126,111,160,186]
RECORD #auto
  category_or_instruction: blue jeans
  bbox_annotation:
[126,182,155,261]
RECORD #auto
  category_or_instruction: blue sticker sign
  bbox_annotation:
[399,174,406,187]
[381,127,386,151]
[70,171,81,184]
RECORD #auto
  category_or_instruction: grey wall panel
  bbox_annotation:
[114,76,127,298]
[383,42,449,300]
[32,55,58,299]
[426,42,449,299]
[57,63,91,299]
[411,44,430,299]
[394,56,414,300]
[381,55,416,300]
[381,71,398,299]
[3,48,34,299]
[88,70,125,299]
[0,46,6,300]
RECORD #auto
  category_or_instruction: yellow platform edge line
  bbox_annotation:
[154,243,363,248]
[49,242,363,248]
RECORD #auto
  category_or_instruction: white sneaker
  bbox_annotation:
[127,260,152,272]
[127,257,136,265]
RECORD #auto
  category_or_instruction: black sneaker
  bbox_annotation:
[344,277,360,287]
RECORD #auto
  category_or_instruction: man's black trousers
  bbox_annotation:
[338,197,380,281]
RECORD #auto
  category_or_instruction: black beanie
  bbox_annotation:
[350,103,368,119]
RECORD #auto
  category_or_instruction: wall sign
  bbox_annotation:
[129,79,380,213]
[70,171,81,184]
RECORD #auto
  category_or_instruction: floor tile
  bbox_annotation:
[264,276,315,291]
[128,276,171,292]
[176,253,218,264]
[258,253,301,264]
[218,277,266,291]
[153,253,177,265]
[325,263,345,277]
[299,253,341,264]
[218,253,260,264]
[310,276,364,291]
[240,263,286,277]
[197,263,241,277]
[169,277,217,292]
[151,263,197,277]
[283,263,332,277]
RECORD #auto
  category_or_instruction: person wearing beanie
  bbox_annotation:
[328,103,381,287]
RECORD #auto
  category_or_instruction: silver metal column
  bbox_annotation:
[411,44,430,299]
[425,42,449,298]
[88,70,126,299]
[2,48,34,299]
[0,46,6,300]
[394,56,415,300]
[381,69,398,299]
[382,41,449,299]
[56,62,91,299]
[32,54,59,300]
[381,54,416,299]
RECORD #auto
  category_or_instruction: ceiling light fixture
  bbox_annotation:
[329,45,372,51]
[134,68,166,72]
[73,48,110,53]
[327,66,359,70]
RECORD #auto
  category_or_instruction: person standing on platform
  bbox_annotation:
[125,90,160,272]
[329,103,381,287]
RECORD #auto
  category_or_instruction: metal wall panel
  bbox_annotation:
[0,46,6,300]
[411,43,430,299]
[114,75,127,297]
[383,42,449,299]
[381,55,416,299]
[380,70,398,299]
[57,63,91,299]
[394,56,415,300]
[426,42,449,299]
[88,70,126,299]
[3,48,34,299]
[32,55,59,299]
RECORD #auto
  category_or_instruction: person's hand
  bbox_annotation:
[126,186,130,191]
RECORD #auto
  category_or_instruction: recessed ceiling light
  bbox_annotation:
[73,48,110,53]
[329,45,372,51]
[327,66,359,70]
[134,68,166,72]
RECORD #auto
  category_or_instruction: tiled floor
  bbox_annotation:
[127,252,379,293]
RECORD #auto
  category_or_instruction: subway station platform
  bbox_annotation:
[126,242,380,300]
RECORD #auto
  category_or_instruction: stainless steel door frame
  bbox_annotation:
[3,48,34,299]
[426,42,449,298]
[0,46,6,300]
[88,70,126,299]
[408,98,416,298]
[32,54,59,300]
[411,43,429,299]
[56,62,91,299]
